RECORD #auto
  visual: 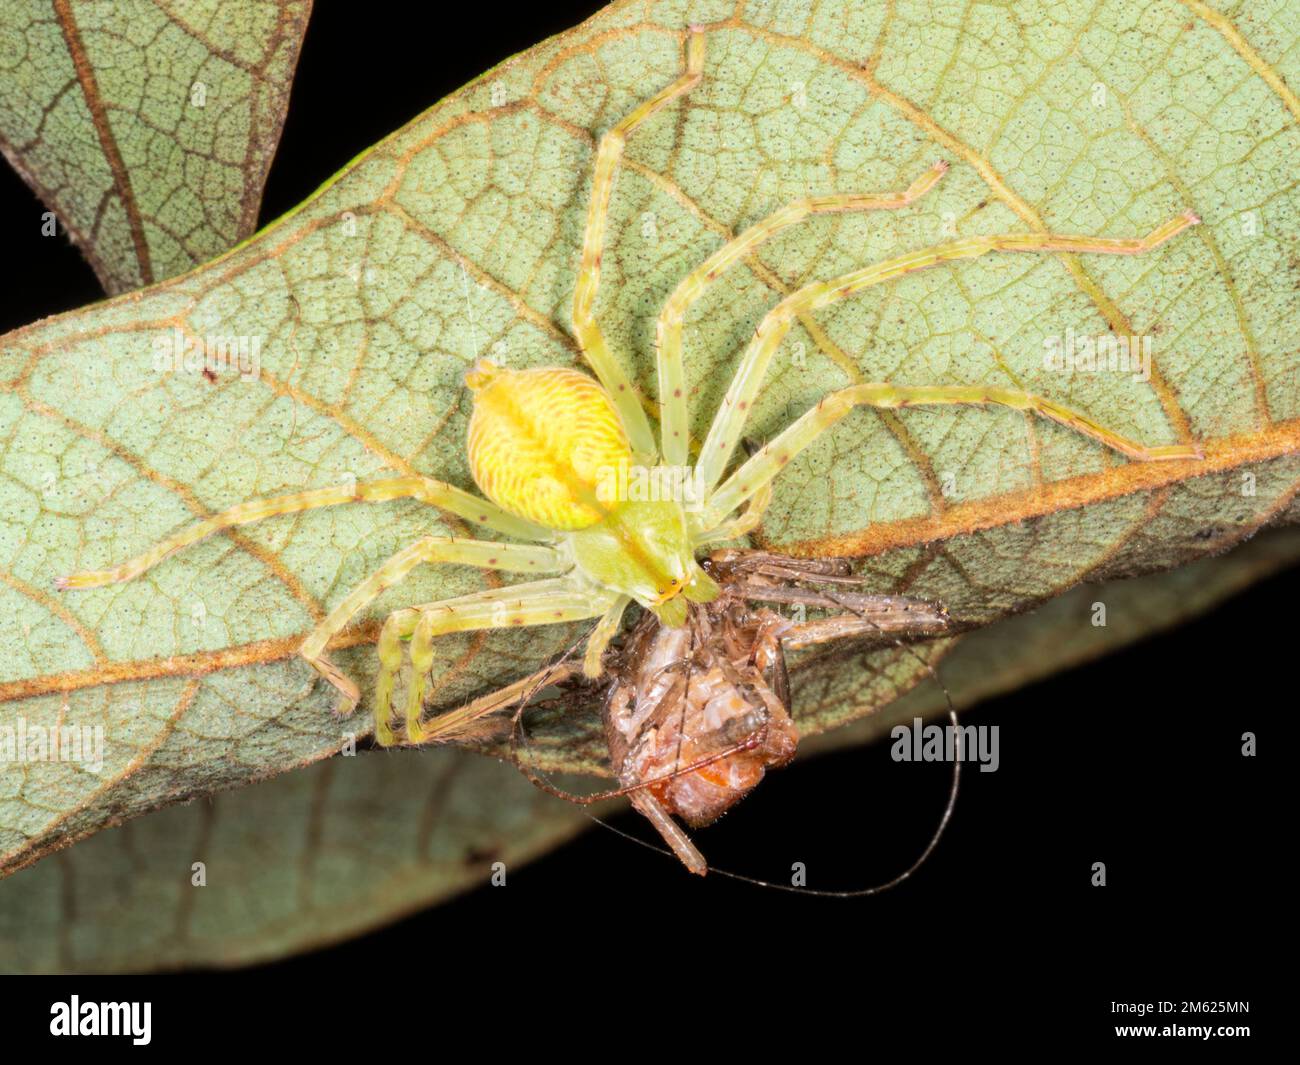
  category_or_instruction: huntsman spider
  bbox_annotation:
[59,29,1203,751]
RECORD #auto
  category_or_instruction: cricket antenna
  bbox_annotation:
[707,611,961,897]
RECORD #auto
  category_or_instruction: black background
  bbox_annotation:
[1,0,1275,1049]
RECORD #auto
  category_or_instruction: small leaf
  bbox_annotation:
[2,0,1298,880]
[0,0,312,292]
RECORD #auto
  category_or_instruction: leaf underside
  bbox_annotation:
[3,525,1296,972]
[1,0,1298,884]
[0,0,312,292]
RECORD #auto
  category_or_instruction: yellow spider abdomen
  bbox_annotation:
[465,360,632,530]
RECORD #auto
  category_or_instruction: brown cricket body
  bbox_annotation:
[601,549,950,875]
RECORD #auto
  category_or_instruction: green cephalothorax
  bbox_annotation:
[567,500,718,627]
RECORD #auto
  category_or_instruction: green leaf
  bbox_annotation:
[2,527,1294,973]
[0,747,590,971]
[2,0,1298,880]
[803,524,1300,752]
[0,0,312,292]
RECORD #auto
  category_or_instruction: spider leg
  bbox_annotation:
[377,657,586,752]
[380,577,618,745]
[297,538,565,721]
[657,161,948,466]
[695,209,1202,494]
[56,475,550,590]
[691,481,771,548]
[572,29,706,455]
[583,593,632,678]
[703,379,1204,527]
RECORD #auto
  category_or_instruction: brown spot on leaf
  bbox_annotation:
[464,845,500,865]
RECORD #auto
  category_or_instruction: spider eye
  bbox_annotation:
[653,577,685,603]
[650,579,681,603]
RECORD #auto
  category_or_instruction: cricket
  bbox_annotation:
[57,28,1204,876]
[586,549,951,876]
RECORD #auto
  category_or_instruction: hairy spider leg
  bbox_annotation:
[56,476,558,714]
[695,209,1203,502]
[656,161,949,467]
[56,475,548,590]
[707,375,1204,527]
[375,578,618,745]
[289,537,565,722]
[572,29,705,456]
